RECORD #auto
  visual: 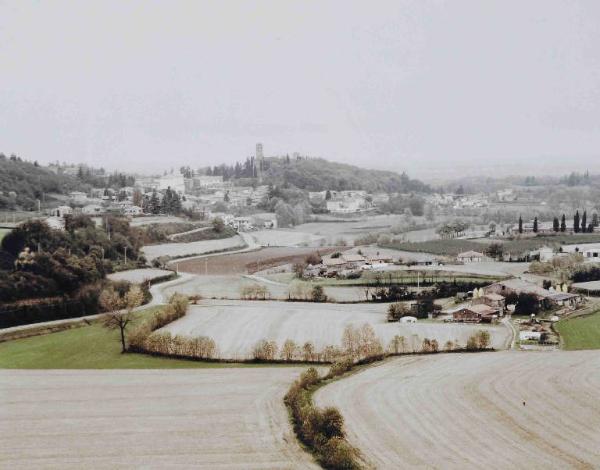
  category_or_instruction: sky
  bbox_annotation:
[1,0,600,181]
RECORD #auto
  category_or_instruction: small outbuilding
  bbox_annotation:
[457,250,485,263]
[399,316,417,324]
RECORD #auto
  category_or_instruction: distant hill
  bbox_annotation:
[0,154,88,210]
[260,157,431,193]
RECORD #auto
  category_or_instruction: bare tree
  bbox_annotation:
[281,339,299,361]
[100,285,144,353]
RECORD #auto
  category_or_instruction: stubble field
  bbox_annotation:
[160,300,510,360]
[314,351,600,469]
[0,368,318,469]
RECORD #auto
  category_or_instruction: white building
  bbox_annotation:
[193,175,225,190]
[158,174,185,194]
[457,250,486,263]
[562,243,600,261]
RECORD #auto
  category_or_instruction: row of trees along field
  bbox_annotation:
[518,210,599,234]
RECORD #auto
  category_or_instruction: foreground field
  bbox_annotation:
[555,310,600,350]
[0,368,318,469]
[160,300,509,360]
[314,351,600,469]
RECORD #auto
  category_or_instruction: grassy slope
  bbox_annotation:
[0,307,262,369]
[555,310,600,350]
[0,228,8,242]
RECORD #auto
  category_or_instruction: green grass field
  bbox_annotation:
[555,310,600,350]
[0,228,9,242]
[0,307,267,369]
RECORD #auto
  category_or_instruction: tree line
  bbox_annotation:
[518,210,598,234]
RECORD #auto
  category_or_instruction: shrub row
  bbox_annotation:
[284,367,361,469]
[127,293,191,351]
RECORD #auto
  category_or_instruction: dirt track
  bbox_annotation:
[0,369,318,469]
[314,351,600,469]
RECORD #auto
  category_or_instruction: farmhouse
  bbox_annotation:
[484,279,582,308]
[562,243,600,261]
[457,250,485,263]
[453,304,499,323]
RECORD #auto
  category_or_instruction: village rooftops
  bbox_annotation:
[488,279,552,299]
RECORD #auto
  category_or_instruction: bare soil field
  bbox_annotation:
[160,300,509,360]
[0,369,318,469]
[291,215,425,244]
[157,274,290,300]
[107,268,174,284]
[314,351,600,469]
[176,246,337,276]
[142,234,245,261]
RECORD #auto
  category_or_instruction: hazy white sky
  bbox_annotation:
[1,0,600,179]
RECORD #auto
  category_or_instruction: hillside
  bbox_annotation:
[261,157,431,193]
[0,154,89,210]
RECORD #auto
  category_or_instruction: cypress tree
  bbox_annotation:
[561,214,566,232]
[518,216,523,234]
[533,217,538,233]
[582,211,587,233]
[574,211,580,233]
[553,217,559,232]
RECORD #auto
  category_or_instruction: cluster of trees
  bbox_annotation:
[436,220,470,238]
[559,171,592,187]
[571,265,600,283]
[0,217,144,303]
[205,156,263,180]
[75,165,135,188]
[141,188,182,215]
[379,194,425,216]
[274,200,311,227]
